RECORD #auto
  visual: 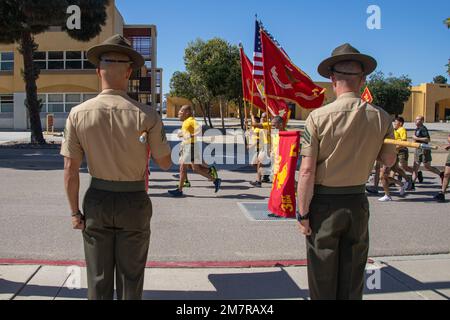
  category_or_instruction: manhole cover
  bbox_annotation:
[238,202,295,222]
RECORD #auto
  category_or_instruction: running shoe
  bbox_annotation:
[183,180,191,188]
[168,188,183,197]
[262,175,271,183]
[378,195,393,202]
[366,186,379,195]
[214,179,222,193]
[433,192,446,203]
[250,181,262,188]
[399,184,407,197]
[418,171,424,183]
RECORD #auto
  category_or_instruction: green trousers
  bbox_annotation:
[306,193,370,300]
[82,188,152,300]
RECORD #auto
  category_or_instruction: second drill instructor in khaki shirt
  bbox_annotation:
[296,44,397,300]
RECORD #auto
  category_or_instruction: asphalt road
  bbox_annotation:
[0,143,449,263]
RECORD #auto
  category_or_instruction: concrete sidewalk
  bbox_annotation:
[1,254,449,300]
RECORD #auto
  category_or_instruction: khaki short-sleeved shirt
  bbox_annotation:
[300,92,396,187]
[61,89,171,182]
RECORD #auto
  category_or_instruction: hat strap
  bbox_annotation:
[330,66,364,76]
[100,58,133,64]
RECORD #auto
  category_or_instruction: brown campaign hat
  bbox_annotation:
[318,43,377,78]
[87,34,145,70]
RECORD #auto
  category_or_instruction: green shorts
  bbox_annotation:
[414,148,432,164]
[397,148,409,162]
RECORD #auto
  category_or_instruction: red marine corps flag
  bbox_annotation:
[268,131,301,218]
[361,86,374,103]
[239,46,266,111]
[260,29,325,109]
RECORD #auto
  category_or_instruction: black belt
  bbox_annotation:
[314,185,366,195]
[90,178,146,193]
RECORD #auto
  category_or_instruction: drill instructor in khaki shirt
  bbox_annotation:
[297,44,397,300]
[61,35,172,300]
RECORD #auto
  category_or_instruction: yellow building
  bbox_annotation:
[403,83,450,122]
[166,96,240,119]
[0,0,162,130]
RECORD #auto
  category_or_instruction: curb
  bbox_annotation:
[0,258,375,268]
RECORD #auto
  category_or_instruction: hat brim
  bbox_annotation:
[318,53,377,78]
[86,44,145,70]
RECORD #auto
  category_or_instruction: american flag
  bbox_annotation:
[253,20,264,79]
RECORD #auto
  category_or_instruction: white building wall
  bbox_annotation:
[0,114,13,129]
[13,92,28,130]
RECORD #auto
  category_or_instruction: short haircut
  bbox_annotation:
[181,105,193,115]
[272,116,283,125]
[332,61,364,84]
[395,117,405,125]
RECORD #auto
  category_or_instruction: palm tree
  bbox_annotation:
[0,0,109,144]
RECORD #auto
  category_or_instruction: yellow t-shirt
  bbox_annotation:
[261,122,270,145]
[252,127,260,146]
[394,127,407,141]
[181,117,198,144]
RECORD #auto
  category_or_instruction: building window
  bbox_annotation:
[48,51,64,70]
[34,51,47,70]
[129,36,152,59]
[65,51,82,70]
[83,94,97,102]
[48,93,64,112]
[0,52,14,71]
[83,52,96,70]
[0,95,14,113]
[65,94,81,113]
[156,72,161,85]
[33,51,95,70]
[38,93,98,113]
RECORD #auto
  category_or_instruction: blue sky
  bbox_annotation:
[116,0,450,95]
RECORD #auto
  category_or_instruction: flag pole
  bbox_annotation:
[259,26,272,154]
[263,95,272,154]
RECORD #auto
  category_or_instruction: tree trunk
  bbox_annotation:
[219,97,225,132]
[198,102,208,128]
[20,31,45,144]
[206,104,214,128]
[238,100,245,130]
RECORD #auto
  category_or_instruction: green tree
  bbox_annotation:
[183,38,242,130]
[0,0,109,144]
[445,17,450,28]
[433,75,448,84]
[169,71,211,125]
[365,71,412,115]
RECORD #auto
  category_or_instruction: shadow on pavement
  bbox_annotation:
[0,269,307,300]
[1,265,449,300]
[366,265,450,299]
[149,192,268,200]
